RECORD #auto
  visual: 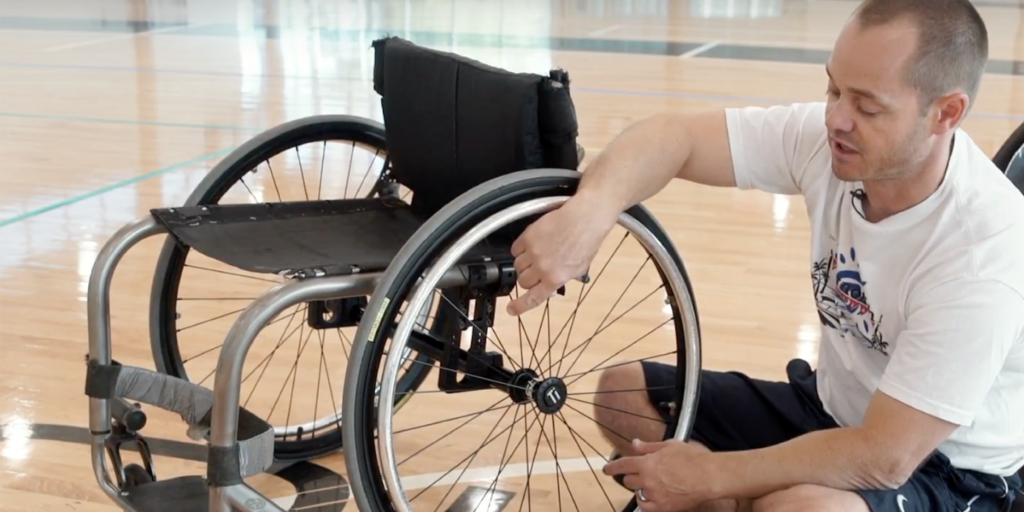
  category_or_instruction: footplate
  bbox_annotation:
[122,476,210,512]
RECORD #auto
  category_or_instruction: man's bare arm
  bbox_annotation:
[506,109,737,315]
[704,390,959,500]
[573,110,737,214]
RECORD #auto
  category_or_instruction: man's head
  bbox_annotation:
[825,0,988,182]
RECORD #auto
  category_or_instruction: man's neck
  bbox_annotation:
[860,135,954,223]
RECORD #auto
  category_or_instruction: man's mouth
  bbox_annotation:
[831,138,858,156]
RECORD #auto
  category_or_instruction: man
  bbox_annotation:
[505,0,1024,511]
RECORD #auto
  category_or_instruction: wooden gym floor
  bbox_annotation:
[0,1,1021,511]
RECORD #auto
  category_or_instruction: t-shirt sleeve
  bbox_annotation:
[725,102,829,195]
[878,278,1024,426]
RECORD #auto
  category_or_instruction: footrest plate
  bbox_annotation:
[123,475,210,512]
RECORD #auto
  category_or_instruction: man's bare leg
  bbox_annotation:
[593,363,754,512]
[593,362,667,456]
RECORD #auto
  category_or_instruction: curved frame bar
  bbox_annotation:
[88,212,486,512]
[87,215,167,508]
[207,265,478,512]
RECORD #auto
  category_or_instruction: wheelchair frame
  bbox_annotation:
[87,213,508,511]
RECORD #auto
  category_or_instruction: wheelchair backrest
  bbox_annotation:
[1006,142,1023,195]
[372,36,580,216]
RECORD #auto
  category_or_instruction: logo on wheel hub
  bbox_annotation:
[533,377,568,414]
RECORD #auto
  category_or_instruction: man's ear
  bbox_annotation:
[930,92,970,134]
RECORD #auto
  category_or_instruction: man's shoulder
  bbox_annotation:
[908,132,1024,301]
[943,129,1024,244]
[725,102,832,196]
[725,101,828,139]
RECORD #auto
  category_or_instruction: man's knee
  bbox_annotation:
[592,362,667,450]
[753,485,869,512]
[594,362,647,415]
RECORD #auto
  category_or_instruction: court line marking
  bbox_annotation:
[0,60,1019,119]
[0,111,262,132]
[270,456,610,509]
[679,40,720,59]
[587,25,622,37]
[0,147,235,229]
[0,80,1019,228]
[43,24,197,52]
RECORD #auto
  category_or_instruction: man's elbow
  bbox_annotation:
[873,455,920,490]
[855,431,929,490]
[876,458,917,489]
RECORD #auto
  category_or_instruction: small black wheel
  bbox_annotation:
[149,115,434,461]
[123,463,154,488]
[343,169,702,512]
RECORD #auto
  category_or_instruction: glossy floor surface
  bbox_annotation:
[1,1,1022,511]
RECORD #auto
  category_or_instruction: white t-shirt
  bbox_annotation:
[725,101,1024,477]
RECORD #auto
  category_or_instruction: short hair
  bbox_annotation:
[854,0,989,112]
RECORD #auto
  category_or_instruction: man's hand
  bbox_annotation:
[603,439,723,512]
[506,191,619,316]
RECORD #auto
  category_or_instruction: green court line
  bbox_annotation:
[0,147,235,229]
[0,111,260,132]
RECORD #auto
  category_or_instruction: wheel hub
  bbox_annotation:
[532,377,568,415]
[507,369,568,414]
[508,368,540,404]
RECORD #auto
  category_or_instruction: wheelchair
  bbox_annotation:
[86,36,700,512]
[84,35,1024,512]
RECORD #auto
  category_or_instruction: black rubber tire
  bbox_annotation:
[123,463,154,488]
[148,115,433,461]
[342,168,701,512]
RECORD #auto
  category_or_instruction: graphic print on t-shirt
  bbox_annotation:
[811,247,890,356]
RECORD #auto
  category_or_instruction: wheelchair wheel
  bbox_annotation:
[993,121,1024,192]
[149,115,432,461]
[343,169,701,512]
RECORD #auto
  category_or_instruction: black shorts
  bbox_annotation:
[642,359,1022,512]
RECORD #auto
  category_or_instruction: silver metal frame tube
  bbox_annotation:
[223,484,289,512]
[86,215,166,505]
[208,266,474,511]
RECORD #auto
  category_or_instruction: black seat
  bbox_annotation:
[150,37,580,278]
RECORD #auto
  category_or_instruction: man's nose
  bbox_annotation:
[826,102,855,134]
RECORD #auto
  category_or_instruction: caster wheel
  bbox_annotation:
[123,463,154,488]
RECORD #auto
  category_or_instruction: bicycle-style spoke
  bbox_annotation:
[567,397,664,424]
[368,214,694,512]
[435,290,521,373]
[556,411,618,511]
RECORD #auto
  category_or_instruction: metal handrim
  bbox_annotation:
[375,195,701,512]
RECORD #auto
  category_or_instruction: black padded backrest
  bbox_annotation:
[993,121,1024,195]
[372,36,579,217]
[1006,143,1023,195]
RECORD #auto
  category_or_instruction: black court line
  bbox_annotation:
[1,17,1021,76]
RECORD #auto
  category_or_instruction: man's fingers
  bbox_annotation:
[510,234,527,257]
[506,282,557,316]
[602,454,641,476]
[632,439,675,455]
[516,267,541,290]
[513,253,533,275]
[622,474,643,491]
